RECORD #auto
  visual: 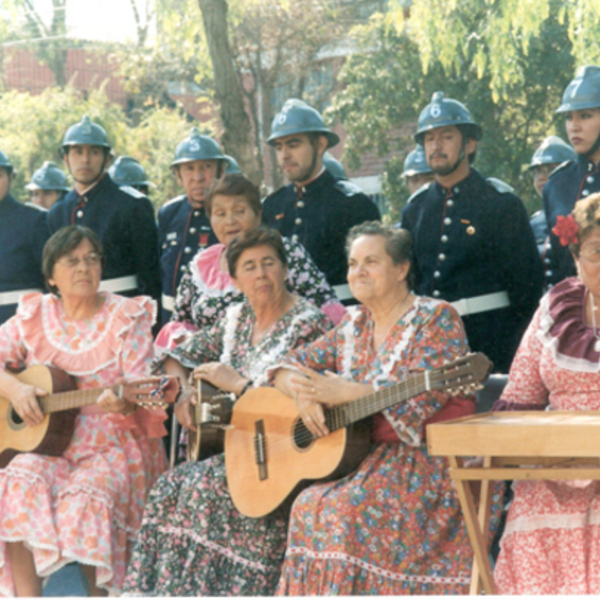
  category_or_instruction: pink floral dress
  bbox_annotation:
[0,292,167,596]
[494,277,600,594]
[269,297,492,595]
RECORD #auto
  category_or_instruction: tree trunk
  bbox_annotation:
[197,0,262,184]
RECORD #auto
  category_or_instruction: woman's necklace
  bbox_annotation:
[589,294,600,352]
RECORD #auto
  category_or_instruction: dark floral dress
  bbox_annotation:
[122,298,331,596]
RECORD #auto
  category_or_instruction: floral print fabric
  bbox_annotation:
[123,297,331,596]
[494,278,600,594]
[271,298,482,595]
[157,237,344,349]
[0,293,166,596]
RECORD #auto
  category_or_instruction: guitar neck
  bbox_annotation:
[39,385,120,415]
[324,372,428,433]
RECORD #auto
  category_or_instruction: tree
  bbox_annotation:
[331,4,575,222]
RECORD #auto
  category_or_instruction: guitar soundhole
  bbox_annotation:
[8,406,26,430]
[293,419,314,450]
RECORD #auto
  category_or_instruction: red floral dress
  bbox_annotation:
[494,277,600,594]
[269,297,487,595]
[0,292,166,596]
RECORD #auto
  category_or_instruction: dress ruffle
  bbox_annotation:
[538,277,600,372]
[16,293,156,377]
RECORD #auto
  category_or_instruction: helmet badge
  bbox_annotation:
[189,140,200,152]
[430,104,442,118]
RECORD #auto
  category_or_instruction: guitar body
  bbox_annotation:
[0,365,77,468]
[225,387,372,518]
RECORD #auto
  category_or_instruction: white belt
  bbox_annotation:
[451,291,510,317]
[333,284,353,302]
[0,288,43,306]
[162,294,174,312]
[99,275,138,294]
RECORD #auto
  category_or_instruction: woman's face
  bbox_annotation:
[576,227,600,299]
[347,235,409,306]
[232,244,287,309]
[48,238,102,300]
[210,194,261,247]
[565,108,600,159]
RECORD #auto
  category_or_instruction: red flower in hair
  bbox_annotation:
[552,214,579,247]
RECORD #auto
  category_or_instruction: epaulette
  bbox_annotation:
[120,185,148,199]
[160,194,187,210]
[406,182,432,204]
[24,201,48,212]
[486,177,515,194]
[548,159,574,178]
[334,179,365,196]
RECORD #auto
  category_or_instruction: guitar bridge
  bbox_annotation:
[254,419,268,481]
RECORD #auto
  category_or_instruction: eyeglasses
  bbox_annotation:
[58,252,102,268]
[579,246,600,263]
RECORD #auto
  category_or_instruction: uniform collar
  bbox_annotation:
[576,153,599,172]
[73,173,112,201]
[433,168,482,196]
[294,167,332,196]
[185,197,207,214]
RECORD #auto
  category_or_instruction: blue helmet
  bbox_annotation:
[61,115,111,154]
[556,66,600,114]
[402,145,432,177]
[266,99,340,148]
[415,92,482,145]
[26,161,69,192]
[108,156,155,188]
[171,127,229,168]
[322,152,347,179]
[528,136,576,170]
[0,149,13,175]
[224,155,242,174]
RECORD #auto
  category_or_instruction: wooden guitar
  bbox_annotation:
[185,380,235,462]
[0,364,179,468]
[225,352,492,518]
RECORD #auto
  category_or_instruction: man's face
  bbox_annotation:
[423,126,475,176]
[63,144,106,186]
[405,173,435,196]
[30,189,61,210]
[0,168,12,201]
[273,133,327,185]
[175,160,220,209]
[531,163,559,198]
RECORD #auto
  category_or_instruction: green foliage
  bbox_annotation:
[0,85,201,208]
[331,2,575,222]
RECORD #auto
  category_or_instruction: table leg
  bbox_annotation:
[449,456,497,595]
[470,456,493,594]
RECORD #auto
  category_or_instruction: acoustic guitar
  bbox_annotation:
[225,352,492,518]
[0,364,179,468]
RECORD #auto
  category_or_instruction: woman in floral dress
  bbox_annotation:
[0,226,169,596]
[270,222,485,595]
[493,192,600,594]
[123,227,332,596]
[155,173,343,350]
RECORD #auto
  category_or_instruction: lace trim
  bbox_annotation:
[220,302,245,367]
[286,547,470,585]
[153,523,280,572]
[504,510,600,536]
[188,245,239,299]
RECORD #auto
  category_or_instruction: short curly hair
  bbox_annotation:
[226,226,287,278]
[345,221,415,289]
[571,192,600,256]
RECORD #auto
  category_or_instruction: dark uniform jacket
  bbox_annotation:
[47,174,160,302]
[0,194,49,324]
[401,168,543,372]
[529,209,553,291]
[157,195,217,323]
[542,156,600,285]
[261,169,380,291]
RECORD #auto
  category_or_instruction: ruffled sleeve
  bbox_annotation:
[0,293,39,370]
